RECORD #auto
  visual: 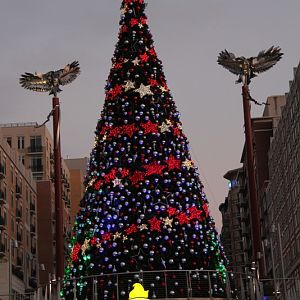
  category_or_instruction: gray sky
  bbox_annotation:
[1,0,299,230]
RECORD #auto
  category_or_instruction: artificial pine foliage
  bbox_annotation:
[62,0,227,298]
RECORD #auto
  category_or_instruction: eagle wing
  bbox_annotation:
[251,46,283,74]
[58,61,80,86]
[217,50,242,75]
[19,72,52,93]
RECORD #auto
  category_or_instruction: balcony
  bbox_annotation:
[0,164,5,179]
[16,255,23,269]
[0,190,6,205]
[31,268,37,278]
[65,197,71,208]
[12,265,24,280]
[31,245,36,255]
[30,224,36,235]
[31,165,43,173]
[17,232,22,243]
[0,242,5,257]
[16,185,22,199]
[50,152,54,164]
[29,277,37,289]
[0,216,7,230]
[27,146,43,154]
[30,202,36,214]
[16,208,22,221]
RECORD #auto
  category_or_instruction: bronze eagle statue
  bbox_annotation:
[217,46,283,85]
[20,61,80,97]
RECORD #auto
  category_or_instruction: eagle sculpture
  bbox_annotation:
[217,46,283,85]
[20,61,80,97]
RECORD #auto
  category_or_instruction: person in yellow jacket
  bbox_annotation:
[129,283,149,300]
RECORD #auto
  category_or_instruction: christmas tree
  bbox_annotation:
[62,0,227,298]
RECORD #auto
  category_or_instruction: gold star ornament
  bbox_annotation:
[124,80,135,92]
[159,122,170,133]
[163,217,173,227]
[182,160,193,170]
[132,57,140,66]
[135,83,153,98]
[139,224,148,231]
[113,232,121,240]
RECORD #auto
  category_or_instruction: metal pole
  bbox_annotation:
[277,223,287,298]
[242,85,262,266]
[208,271,212,300]
[9,240,12,300]
[116,275,119,300]
[270,236,278,299]
[49,273,52,300]
[52,97,64,279]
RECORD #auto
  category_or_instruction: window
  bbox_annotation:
[17,136,25,149]
[6,137,12,147]
[30,136,42,152]
[31,157,43,172]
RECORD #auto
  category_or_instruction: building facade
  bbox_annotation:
[0,130,38,298]
[65,157,88,223]
[220,95,286,297]
[265,66,300,298]
[0,122,72,286]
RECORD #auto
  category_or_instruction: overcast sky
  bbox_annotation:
[1,0,299,230]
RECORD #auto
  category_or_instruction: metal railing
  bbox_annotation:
[28,145,44,154]
[58,270,256,300]
[0,272,298,299]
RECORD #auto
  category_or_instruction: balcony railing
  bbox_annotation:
[16,185,22,198]
[30,201,36,213]
[65,197,71,208]
[30,224,36,235]
[29,277,37,289]
[12,265,24,280]
[31,245,36,255]
[0,190,6,205]
[0,242,5,256]
[0,163,5,179]
[0,216,7,229]
[27,146,43,154]
[16,256,23,268]
[17,232,22,243]
[31,165,43,173]
[16,208,22,221]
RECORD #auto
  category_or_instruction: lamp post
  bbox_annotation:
[19,61,80,280]
[52,96,64,279]
[217,46,283,274]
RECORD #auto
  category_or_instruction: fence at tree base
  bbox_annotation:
[0,270,268,299]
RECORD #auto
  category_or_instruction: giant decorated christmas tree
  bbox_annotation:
[62,0,228,298]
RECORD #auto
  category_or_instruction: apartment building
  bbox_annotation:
[65,157,88,223]
[0,122,72,286]
[265,66,300,298]
[0,130,38,298]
